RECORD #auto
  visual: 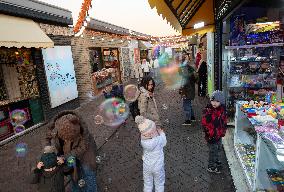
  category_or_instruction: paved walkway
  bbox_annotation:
[96,82,236,192]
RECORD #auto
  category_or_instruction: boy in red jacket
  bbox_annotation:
[201,90,227,174]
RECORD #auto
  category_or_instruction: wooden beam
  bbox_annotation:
[180,0,200,23]
[176,0,186,12]
[182,0,205,27]
[178,0,193,17]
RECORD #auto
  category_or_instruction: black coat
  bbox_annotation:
[30,165,72,192]
[179,65,197,100]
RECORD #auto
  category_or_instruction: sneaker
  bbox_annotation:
[191,116,196,122]
[182,120,192,126]
[207,167,221,174]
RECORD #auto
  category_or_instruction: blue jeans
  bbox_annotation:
[182,98,194,120]
[71,165,97,192]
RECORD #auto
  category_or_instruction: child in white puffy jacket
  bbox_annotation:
[135,116,167,192]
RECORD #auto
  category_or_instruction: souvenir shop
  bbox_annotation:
[0,48,44,140]
[219,0,284,191]
[90,47,122,94]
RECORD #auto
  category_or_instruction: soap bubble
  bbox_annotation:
[94,115,104,125]
[162,104,168,110]
[123,84,140,102]
[11,109,28,126]
[98,98,129,127]
[159,63,185,90]
[14,125,25,133]
[16,143,28,157]
[96,156,102,163]
[108,178,112,184]
[67,156,76,167]
[78,179,86,188]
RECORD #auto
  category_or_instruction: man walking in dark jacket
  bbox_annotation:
[179,54,197,125]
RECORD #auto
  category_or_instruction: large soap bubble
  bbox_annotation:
[98,98,129,127]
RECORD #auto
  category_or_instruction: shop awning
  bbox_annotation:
[148,0,215,36]
[138,41,153,50]
[0,14,54,48]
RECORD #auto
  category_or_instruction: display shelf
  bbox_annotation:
[225,43,284,50]
[235,102,284,191]
[235,144,255,190]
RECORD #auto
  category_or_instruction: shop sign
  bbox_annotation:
[42,46,78,108]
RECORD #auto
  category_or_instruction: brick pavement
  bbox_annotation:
[0,80,236,192]
[96,83,236,192]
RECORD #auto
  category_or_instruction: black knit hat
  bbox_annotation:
[40,153,57,169]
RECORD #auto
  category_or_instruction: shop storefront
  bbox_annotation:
[216,0,284,191]
[220,0,284,117]
[90,47,122,93]
[72,18,130,100]
[0,48,45,140]
[0,1,78,142]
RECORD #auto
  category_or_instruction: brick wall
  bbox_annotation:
[33,34,80,121]
[71,29,129,104]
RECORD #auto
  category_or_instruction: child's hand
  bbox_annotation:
[37,162,44,169]
[57,157,65,165]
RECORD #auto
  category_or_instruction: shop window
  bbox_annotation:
[0,48,44,141]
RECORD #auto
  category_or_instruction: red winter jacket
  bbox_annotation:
[201,104,227,143]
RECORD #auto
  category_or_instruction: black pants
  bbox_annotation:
[208,140,221,168]
[144,72,150,77]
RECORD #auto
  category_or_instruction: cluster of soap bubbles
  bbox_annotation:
[16,143,28,157]
[11,109,28,134]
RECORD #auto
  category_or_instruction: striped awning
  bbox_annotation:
[148,0,215,35]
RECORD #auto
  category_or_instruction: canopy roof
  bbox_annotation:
[0,14,54,48]
[148,0,215,35]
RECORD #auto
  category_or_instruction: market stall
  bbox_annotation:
[89,47,122,95]
[0,48,44,140]
[235,100,284,191]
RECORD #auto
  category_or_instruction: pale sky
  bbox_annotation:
[39,0,180,36]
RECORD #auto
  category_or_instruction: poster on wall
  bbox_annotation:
[207,32,214,96]
[42,46,78,108]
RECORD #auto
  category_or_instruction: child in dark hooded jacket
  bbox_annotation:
[30,146,73,192]
[201,90,227,174]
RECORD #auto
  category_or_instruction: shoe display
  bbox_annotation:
[182,120,192,125]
